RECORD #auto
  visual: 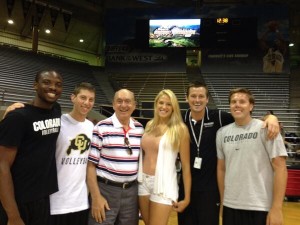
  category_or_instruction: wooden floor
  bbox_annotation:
[139,200,300,225]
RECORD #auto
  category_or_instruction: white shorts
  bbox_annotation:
[138,173,172,205]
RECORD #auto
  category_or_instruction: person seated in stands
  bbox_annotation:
[261,111,295,154]
[285,132,299,144]
[296,149,300,159]
[260,110,274,121]
[280,122,295,156]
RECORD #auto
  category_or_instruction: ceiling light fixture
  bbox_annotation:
[79,39,84,43]
[289,43,294,47]
[137,0,157,4]
[8,19,14,24]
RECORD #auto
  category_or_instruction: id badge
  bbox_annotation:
[194,157,202,169]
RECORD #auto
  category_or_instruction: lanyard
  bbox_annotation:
[123,127,131,137]
[188,112,204,157]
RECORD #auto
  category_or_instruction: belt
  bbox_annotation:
[97,176,136,189]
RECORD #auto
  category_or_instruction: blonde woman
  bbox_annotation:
[138,89,191,225]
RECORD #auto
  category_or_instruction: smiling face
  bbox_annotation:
[71,89,95,119]
[113,89,136,125]
[155,94,173,121]
[34,71,63,108]
[230,92,254,125]
[186,86,209,118]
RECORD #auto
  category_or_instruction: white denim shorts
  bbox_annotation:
[138,173,172,205]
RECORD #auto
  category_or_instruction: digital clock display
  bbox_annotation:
[216,18,229,24]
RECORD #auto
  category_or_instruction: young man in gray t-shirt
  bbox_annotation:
[217,88,287,225]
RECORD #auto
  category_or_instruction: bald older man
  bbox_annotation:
[87,89,144,225]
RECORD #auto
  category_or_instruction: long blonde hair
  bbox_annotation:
[145,89,185,150]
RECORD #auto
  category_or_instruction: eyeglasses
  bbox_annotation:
[124,137,133,155]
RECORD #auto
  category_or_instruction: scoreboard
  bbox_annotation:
[200,17,257,48]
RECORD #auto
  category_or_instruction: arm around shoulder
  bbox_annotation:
[2,103,25,120]
[262,115,280,140]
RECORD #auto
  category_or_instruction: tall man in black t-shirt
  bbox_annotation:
[0,70,63,225]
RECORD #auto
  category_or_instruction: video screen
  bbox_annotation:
[149,19,201,48]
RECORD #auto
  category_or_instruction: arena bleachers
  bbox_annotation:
[202,73,290,110]
[109,72,190,103]
[201,73,300,144]
[108,72,190,118]
[109,71,300,140]
[1,45,299,145]
[0,45,110,109]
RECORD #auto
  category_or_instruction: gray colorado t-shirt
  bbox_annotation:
[216,118,287,211]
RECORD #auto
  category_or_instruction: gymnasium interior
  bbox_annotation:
[0,0,299,224]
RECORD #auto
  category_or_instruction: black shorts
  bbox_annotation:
[178,190,220,225]
[48,209,89,225]
[223,206,268,225]
[0,197,50,225]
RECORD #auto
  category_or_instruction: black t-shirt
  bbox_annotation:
[181,108,234,192]
[0,103,61,203]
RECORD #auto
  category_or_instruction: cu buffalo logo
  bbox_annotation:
[66,134,91,155]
